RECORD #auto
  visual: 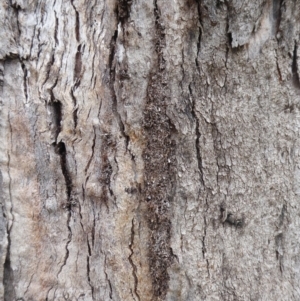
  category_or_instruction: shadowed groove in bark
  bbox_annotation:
[292,42,300,90]
[142,1,176,298]
[109,25,130,151]
[195,0,203,67]
[188,84,204,187]
[272,0,283,35]
[70,0,80,42]
[21,61,28,102]
[128,219,141,301]
[3,154,16,301]
[3,113,16,301]
[117,0,133,25]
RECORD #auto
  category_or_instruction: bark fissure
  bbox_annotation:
[70,0,80,42]
[21,62,28,103]
[74,44,82,84]
[104,255,113,299]
[128,219,140,301]
[188,84,204,187]
[86,255,95,300]
[54,12,59,46]
[195,0,203,68]
[275,50,283,82]
[292,42,300,89]
[117,0,133,25]
[4,115,16,301]
[84,128,96,174]
[142,1,176,298]
[24,272,35,296]
[49,96,74,281]
[109,28,130,151]
[42,51,55,87]
[275,233,284,273]
[272,0,283,35]
[70,88,78,129]
[56,208,72,278]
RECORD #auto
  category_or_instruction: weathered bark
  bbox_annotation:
[1,0,300,300]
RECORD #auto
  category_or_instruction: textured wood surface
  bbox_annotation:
[1,0,300,300]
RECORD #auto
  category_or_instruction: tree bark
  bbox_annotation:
[1,0,300,300]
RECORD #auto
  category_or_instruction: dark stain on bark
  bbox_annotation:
[142,2,176,299]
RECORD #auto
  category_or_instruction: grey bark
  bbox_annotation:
[1,0,300,300]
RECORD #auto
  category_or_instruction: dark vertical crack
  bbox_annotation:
[275,233,284,273]
[71,0,80,42]
[29,23,37,59]
[117,0,133,25]
[54,12,59,46]
[55,141,73,279]
[55,142,72,200]
[48,93,74,279]
[202,214,210,277]
[70,88,78,129]
[48,98,61,142]
[10,2,21,41]
[292,42,300,89]
[84,128,96,174]
[188,84,204,187]
[86,256,94,296]
[142,1,176,299]
[99,134,114,209]
[74,44,82,84]
[42,50,55,87]
[104,255,113,299]
[109,28,130,151]
[21,62,28,102]
[195,0,203,69]
[70,0,81,130]
[128,219,140,301]
[275,50,282,82]
[272,0,283,36]
[4,114,16,301]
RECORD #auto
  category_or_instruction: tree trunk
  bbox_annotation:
[1,0,300,300]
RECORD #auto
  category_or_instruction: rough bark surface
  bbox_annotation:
[1,0,300,300]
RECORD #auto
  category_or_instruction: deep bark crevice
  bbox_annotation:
[109,27,131,152]
[104,255,113,299]
[195,0,203,69]
[4,117,16,301]
[48,98,62,142]
[70,0,80,42]
[188,84,205,187]
[70,88,78,129]
[128,219,140,301]
[142,1,176,298]
[42,51,55,87]
[86,254,95,300]
[292,42,300,89]
[54,12,59,46]
[272,0,283,36]
[74,44,82,84]
[21,62,28,102]
[117,0,133,25]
